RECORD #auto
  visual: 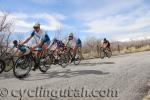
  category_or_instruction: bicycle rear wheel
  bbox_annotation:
[4,58,14,72]
[0,59,5,74]
[13,55,32,78]
[59,53,70,68]
[39,56,52,73]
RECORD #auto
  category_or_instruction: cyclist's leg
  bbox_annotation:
[42,41,50,56]
[37,51,42,58]
[32,48,42,71]
[106,46,111,52]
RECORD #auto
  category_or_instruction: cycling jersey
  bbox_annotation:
[103,40,110,47]
[52,40,65,48]
[76,38,82,48]
[67,37,77,48]
[13,44,28,53]
[31,30,50,45]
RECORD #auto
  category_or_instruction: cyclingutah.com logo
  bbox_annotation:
[0,86,118,100]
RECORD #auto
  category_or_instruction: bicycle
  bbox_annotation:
[0,52,16,73]
[66,47,81,65]
[13,46,51,78]
[48,47,70,68]
[100,47,112,59]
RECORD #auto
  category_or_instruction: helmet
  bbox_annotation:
[104,38,107,41]
[53,38,57,42]
[68,33,73,37]
[33,23,40,28]
[13,40,18,46]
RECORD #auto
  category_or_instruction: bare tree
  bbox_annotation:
[0,11,13,56]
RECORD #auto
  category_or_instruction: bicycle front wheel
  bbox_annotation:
[13,56,32,79]
[106,50,112,58]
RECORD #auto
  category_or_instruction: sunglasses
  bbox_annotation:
[34,27,39,29]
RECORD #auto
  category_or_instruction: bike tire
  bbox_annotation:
[59,53,70,68]
[74,54,81,65]
[4,58,14,72]
[100,50,105,59]
[13,56,32,79]
[106,51,112,58]
[39,56,52,73]
[0,59,5,74]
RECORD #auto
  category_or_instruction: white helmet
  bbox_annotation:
[68,33,73,37]
[33,23,40,28]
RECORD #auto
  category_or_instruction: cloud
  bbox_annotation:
[83,10,150,33]
[73,0,145,21]
[1,12,68,33]
[72,0,150,41]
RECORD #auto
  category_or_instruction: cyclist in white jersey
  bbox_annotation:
[21,23,50,58]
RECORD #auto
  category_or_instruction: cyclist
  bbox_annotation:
[76,38,82,48]
[50,38,65,58]
[51,38,65,49]
[76,38,83,59]
[66,33,78,62]
[21,23,51,70]
[102,38,111,51]
[13,40,30,56]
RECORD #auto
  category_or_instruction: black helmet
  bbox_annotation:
[13,40,18,45]
[53,38,57,42]
[104,38,107,41]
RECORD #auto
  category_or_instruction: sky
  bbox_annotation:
[0,0,150,42]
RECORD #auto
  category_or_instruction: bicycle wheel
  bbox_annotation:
[39,56,52,73]
[74,54,81,65]
[13,55,32,78]
[59,53,70,68]
[106,50,112,58]
[4,58,14,72]
[100,48,105,59]
[0,59,5,74]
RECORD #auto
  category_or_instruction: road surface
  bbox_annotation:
[0,51,150,100]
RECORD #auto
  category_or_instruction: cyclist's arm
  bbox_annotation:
[12,47,19,56]
[21,36,33,45]
[21,31,35,45]
[66,40,69,46]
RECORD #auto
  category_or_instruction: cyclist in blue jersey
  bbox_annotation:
[76,38,82,48]
[21,23,50,57]
[21,23,51,70]
[13,40,30,56]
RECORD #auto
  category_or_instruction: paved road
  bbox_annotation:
[0,51,150,100]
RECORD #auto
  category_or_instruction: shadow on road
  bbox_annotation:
[0,72,15,80]
[79,61,115,66]
[0,62,112,81]
[24,69,109,81]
